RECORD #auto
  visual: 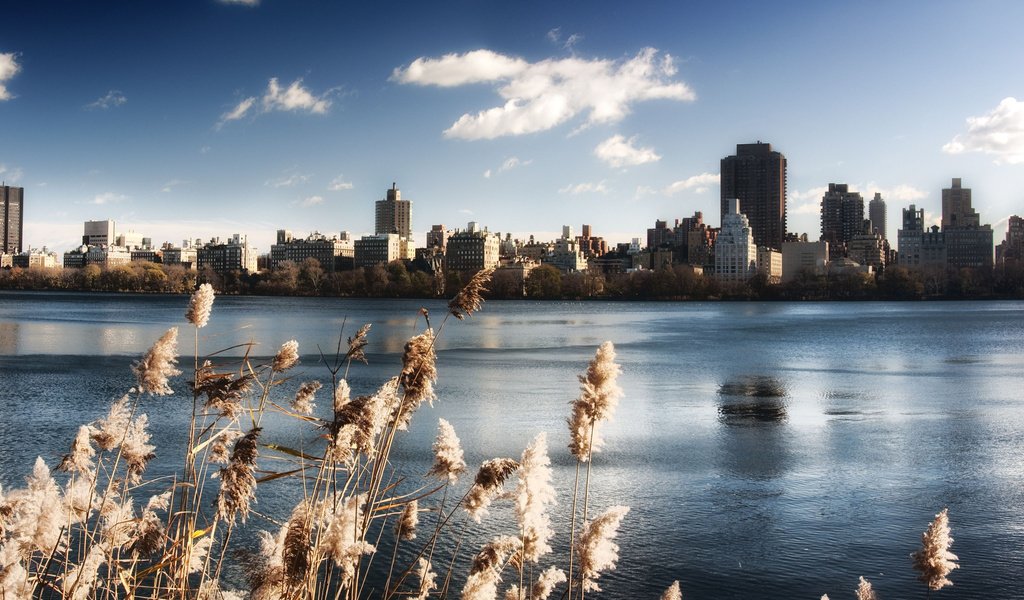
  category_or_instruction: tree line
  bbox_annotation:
[3,256,1024,300]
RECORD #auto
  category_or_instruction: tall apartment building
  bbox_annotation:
[869,192,887,239]
[898,204,926,268]
[83,220,116,246]
[996,215,1024,264]
[444,222,500,272]
[820,183,864,260]
[941,178,992,268]
[197,234,257,274]
[354,233,402,268]
[1,185,24,254]
[715,199,757,282]
[720,142,787,250]
[375,183,412,239]
[270,230,354,271]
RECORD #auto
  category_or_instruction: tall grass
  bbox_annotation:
[0,272,958,599]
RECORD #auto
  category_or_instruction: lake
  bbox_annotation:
[1,291,1023,598]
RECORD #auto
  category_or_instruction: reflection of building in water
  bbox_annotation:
[0,322,19,355]
[716,375,792,480]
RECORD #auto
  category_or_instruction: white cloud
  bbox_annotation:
[265,172,310,188]
[392,47,695,139]
[633,185,658,200]
[485,156,532,178]
[943,97,1024,164]
[788,186,829,215]
[328,175,354,191]
[0,164,23,183]
[89,192,128,205]
[218,78,333,127]
[547,28,583,50]
[161,179,188,193]
[298,195,324,207]
[559,181,609,195]
[861,183,926,202]
[594,134,661,167]
[86,90,127,110]
[0,52,21,101]
[665,172,719,195]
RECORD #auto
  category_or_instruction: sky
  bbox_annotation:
[2,0,1024,253]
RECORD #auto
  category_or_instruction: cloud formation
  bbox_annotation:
[594,134,661,167]
[219,78,333,127]
[328,175,354,190]
[943,97,1024,164]
[484,156,532,178]
[90,192,127,205]
[392,48,694,139]
[0,52,21,101]
[559,181,609,195]
[665,172,719,194]
[87,90,127,110]
[0,164,23,183]
[265,172,310,188]
[299,195,324,207]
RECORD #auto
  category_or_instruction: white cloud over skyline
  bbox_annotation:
[943,97,1024,164]
[218,78,333,127]
[665,172,719,195]
[265,172,311,188]
[594,134,661,168]
[328,175,354,190]
[0,52,21,101]
[0,164,24,183]
[86,90,127,110]
[392,48,695,139]
[484,156,532,178]
[298,195,324,207]
[559,180,609,195]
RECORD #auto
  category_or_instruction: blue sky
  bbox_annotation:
[2,0,1024,253]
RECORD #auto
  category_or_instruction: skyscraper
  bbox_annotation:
[869,192,887,240]
[820,183,864,260]
[941,178,992,268]
[720,142,787,250]
[374,183,412,239]
[715,198,757,282]
[1,185,24,254]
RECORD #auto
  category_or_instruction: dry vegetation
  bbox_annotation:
[0,271,959,598]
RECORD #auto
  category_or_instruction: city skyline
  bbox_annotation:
[2,1,1024,252]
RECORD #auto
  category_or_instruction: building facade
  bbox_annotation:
[375,183,412,239]
[197,234,257,274]
[720,142,787,250]
[1,185,24,254]
[869,192,887,240]
[996,215,1024,264]
[820,183,864,260]
[354,233,401,268]
[897,204,926,268]
[941,178,992,268]
[83,220,116,247]
[715,199,758,282]
[781,240,829,283]
[270,231,354,271]
[444,222,500,272]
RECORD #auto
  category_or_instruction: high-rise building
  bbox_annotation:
[83,220,116,246]
[1,185,24,254]
[869,192,887,240]
[996,215,1024,265]
[720,142,787,250]
[374,183,412,239]
[715,198,757,282]
[941,178,992,268]
[897,204,925,268]
[820,183,864,260]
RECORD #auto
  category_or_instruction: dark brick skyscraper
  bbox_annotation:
[1,185,24,254]
[720,142,787,250]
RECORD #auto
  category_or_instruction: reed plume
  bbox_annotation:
[186,283,215,328]
[462,535,523,600]
[57,425,96,476]
[428,418,467,483]
[504,566,566,600]
[661,580,682,600]
[464,458,520,523]
[61,543,106,600]
[318,494,376,590]
[215,427,261,524]
[855,576,877,600]
[121,412,156,484]
[576,505,630,593]
[347,323,371,364]
[449,267,495,320]
[272,339,300,372]
[91,394,132,451]
[911,508,959,591]
[133,327,181,395]
[126,491,170,557]
[291,380,322,415]
[568,341,622,461]
[330,377,396,463]
[396,499,419,541]
[195,362,255,419]
[398,328,438,415]
[282,500,312,588]
[209,428,244,464]
[412,557,438,600]
[514,432,557,563]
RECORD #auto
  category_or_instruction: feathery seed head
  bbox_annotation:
[568,341,622,461]
[396,499,419,541]
[215,427,261,524]
[515,432,557,563]
[334,379,352,416]
[283,500,312,588]
[195,362,255,419]
[133,328,181,395]
[449,267,495,320]
[428,418,467,483]
[531,566,567,600]
[92,395,132,450]
[661,580,682,600]
[577,505,630,593]
[347,323,371,364]
[58,425,96,475]
[464,458,519,523]
[209,428,244,464]
[855,576,877,600]
[399,328,437,411]
[272,339,300,372]
[911,508,959,591]
[121,413,156,485]
[291,380,322,415]
[318,494,376,590]
[413,558,438,600]
[186,283,215,328]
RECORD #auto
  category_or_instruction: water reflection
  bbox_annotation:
[0,322,18,354]
[717,375,789,425]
